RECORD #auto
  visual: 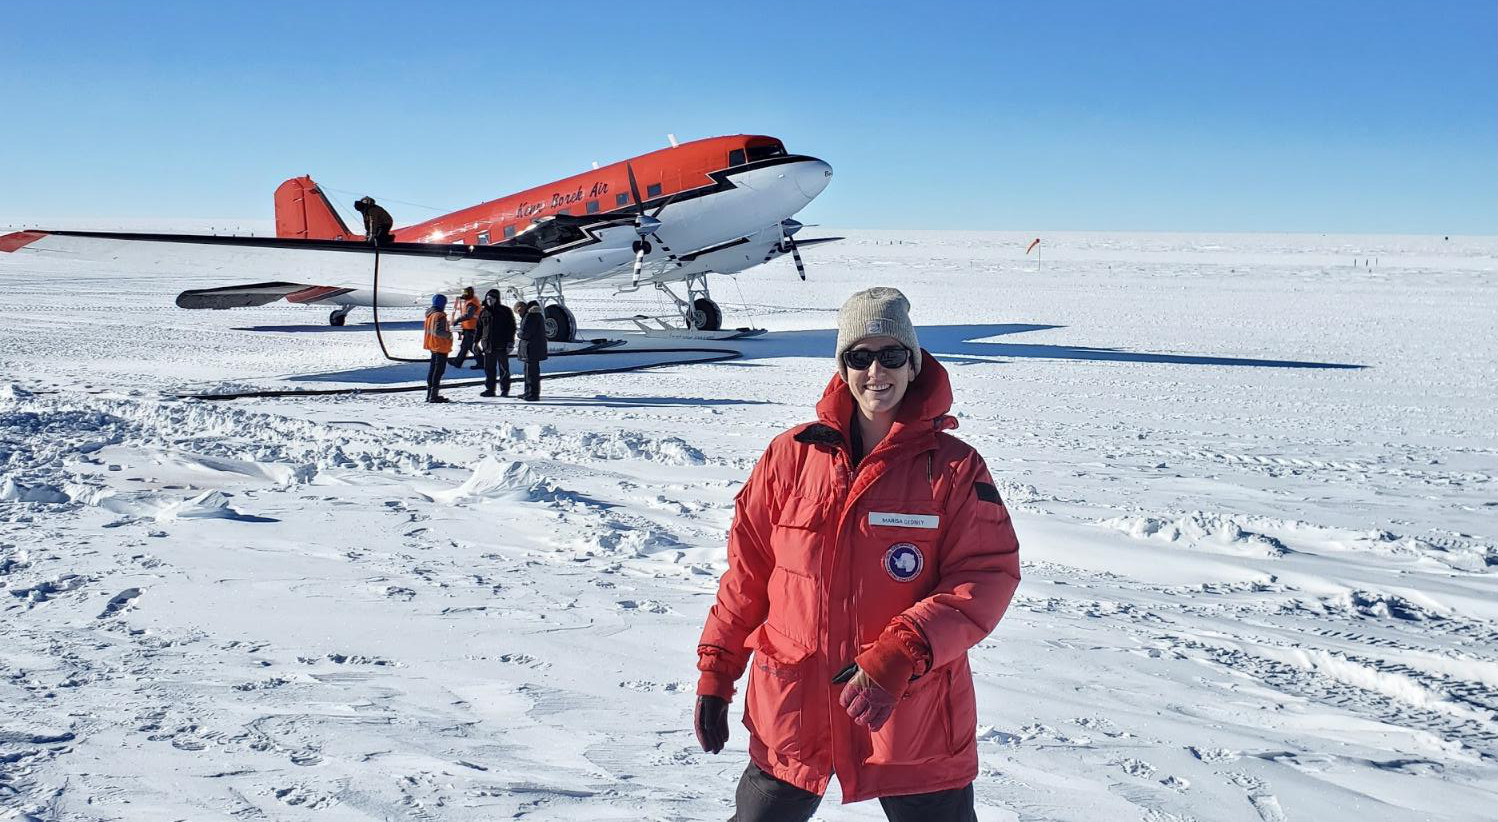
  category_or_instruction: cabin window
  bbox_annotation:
[746,140,787,162]
[503,224,516,239]
[728,148,746,167]
[616,192,630,207]
[586,200,600,214]
[558,208,572,216]
[646,183,663,198]
[477,231,490,245]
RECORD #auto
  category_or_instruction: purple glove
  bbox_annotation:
[839,668,897,731]
[695,695,729,754]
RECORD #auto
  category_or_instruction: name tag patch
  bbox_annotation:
[869,511,939,529]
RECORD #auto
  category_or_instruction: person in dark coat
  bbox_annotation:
[475,289,516,397]
[516,300,548,402]
[354,196,395,245]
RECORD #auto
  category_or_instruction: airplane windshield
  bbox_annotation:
[503,217,586,251]
[746,140,787,162]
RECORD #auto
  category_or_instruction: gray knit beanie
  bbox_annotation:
[835,287,921,377]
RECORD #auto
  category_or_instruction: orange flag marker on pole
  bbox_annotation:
[1025,237,1042,273]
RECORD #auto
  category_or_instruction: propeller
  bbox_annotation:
[625,162,680,289]
[779,219,807,281]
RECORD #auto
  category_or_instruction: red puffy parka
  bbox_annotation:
[696,352,1021,803]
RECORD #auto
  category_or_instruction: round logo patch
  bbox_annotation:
[884,543,923,582]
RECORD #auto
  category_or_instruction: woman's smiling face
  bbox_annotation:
[844,336,914,420]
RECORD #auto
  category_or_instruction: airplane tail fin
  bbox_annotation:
[274,176,357,240]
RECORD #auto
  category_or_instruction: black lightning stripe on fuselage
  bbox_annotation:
[499,154,821,256]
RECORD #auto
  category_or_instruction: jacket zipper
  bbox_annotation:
[825,445,853,784]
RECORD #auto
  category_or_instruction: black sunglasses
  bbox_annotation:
[841,346,912,370]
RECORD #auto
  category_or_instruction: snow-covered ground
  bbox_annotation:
[1,229,1494,821]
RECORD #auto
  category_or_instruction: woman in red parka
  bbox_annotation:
[694,287,1021,821]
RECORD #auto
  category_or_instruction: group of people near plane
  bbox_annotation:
[421,286,547,403]
[357,197,546,405]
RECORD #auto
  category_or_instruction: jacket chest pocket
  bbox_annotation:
[852,498,942,644]
[770,494,829,577]
[767,494,829,653]
[855,498,942,572]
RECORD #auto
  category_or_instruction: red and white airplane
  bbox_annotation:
[0,134,836,340]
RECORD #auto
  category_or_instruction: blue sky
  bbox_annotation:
[2,1,1493,234]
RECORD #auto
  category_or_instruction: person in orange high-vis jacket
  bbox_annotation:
[448,286,482,369]
[423,294,454,403]
[694,287,1020,822]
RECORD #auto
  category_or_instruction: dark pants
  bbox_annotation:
[451,329,478,367]
[522,359,541,401]
[483,348,511,395]
[730,764,976,822]
[426,352,447,401]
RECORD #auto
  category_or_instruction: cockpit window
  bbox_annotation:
[745,139,786,162]
[728,148,746,167]
[502,217,585,251]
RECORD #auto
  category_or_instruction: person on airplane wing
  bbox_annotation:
[448,286,482,368]
[692,287,1021,822]
[354,196,395,245]
[476,290,515,398]
[423,294,453,404]
[516,301,548,402]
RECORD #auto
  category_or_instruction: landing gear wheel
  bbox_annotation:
[690,298,723,331]
[543,304,576,342]
[329,309,348,327]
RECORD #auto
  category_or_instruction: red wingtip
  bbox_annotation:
[0,230,48,252]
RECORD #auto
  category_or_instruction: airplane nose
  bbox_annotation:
[794,158,833,200]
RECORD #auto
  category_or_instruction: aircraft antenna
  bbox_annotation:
[319,183,454,214]
[728,274,761,331]
[667,134,679,148]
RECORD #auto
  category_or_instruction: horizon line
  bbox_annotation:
[1,218,1493,240]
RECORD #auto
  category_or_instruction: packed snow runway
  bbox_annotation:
[1,229,1494,820]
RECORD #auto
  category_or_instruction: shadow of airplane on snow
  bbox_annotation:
[235,320,425,333]
[285,323,1364,387]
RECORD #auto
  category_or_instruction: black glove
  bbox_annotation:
[694,695,729,754]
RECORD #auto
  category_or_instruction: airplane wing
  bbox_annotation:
[1,229,546,307]
[175,281,317,309]
[675,233,843,263]
[785,236,843,248]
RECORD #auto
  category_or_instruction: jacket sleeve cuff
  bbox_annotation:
[696,670,737,700]
[856,618,935,699]
[855,638,917,700]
